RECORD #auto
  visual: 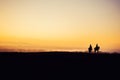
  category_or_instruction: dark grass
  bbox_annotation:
[0,52,120,65]
[0,52,120,78]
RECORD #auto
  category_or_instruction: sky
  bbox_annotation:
[0,0,120,52]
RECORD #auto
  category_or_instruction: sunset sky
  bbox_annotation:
[0,0,120,52]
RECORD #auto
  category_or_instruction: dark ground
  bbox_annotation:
[0,52,120,66]
[0,52,120,78]
[0,52,120,64]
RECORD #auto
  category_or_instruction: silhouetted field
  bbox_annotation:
[0,52,120,65]
[0,52,120,77]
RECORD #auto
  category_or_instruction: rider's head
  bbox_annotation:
[96,44,98,46]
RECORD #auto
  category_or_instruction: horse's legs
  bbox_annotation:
[89,49,91,53]
[94,48,96,53]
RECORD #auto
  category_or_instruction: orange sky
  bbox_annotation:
[0,0,120,52]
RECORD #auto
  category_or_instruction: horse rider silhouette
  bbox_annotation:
[88,44,92,53]
[94,44,100,53]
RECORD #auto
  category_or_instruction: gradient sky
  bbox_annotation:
[0,0,120,52]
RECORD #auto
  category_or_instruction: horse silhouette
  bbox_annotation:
[88,44,92,53]
[94,44,100,53]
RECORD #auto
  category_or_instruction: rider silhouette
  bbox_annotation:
[88,44,92,53]
[94,44,100,53]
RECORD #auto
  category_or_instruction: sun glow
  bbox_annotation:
[0,0,120,52]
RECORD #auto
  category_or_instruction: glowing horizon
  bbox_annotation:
[0,0,120,52]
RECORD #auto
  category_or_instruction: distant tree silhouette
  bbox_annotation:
[88,44,92,53]
[94,44,100,53]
